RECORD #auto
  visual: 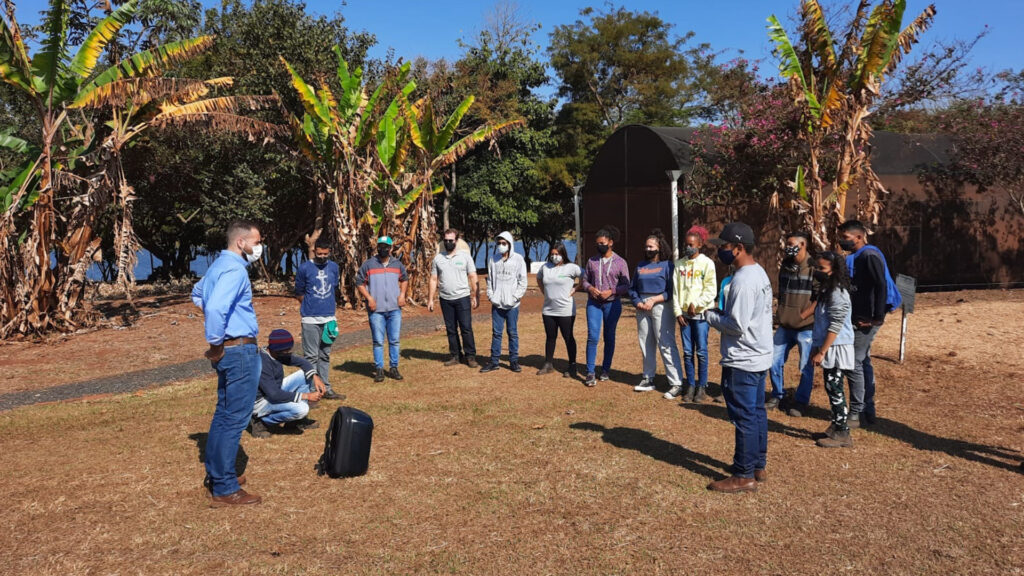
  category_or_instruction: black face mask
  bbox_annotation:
[596,244,610,256]
[645,249,659,260]
[838,239,856,252]
[813,270,830,283]
[784,245,801,259]
[684,246,698,258]
[377,245,391,259]
[314,256,328,265]
[443,240,456,252]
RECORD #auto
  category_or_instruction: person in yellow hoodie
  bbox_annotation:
[668,226,718,402]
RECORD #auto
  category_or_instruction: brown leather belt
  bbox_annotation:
[223,337,258,347]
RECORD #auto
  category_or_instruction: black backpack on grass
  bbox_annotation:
[316,406,373,478]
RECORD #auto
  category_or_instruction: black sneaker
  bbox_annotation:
[387,367,404,381]
[765,397,781,410]
[510,362,522,373]
[322,391,345,400]
[374,368,385,382]
[250,417,271,439]
[597,369,610,382]
[480,363,500,373]
[787,402,808,417]
[286,418,319,431]
[565,363,578,379]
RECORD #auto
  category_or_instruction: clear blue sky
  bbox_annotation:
[17,0,1024,80]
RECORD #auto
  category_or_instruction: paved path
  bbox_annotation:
[0,311,492,412]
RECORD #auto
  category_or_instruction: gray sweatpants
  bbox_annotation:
[847,324,879,416]
[301,321,335,393]
[636,301,682,386]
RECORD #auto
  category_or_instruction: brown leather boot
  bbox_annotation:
[707,476,758,493]
[816,428,854,448]
[444,356,460,367]
[754,469,767,482]
[210,489,262,508]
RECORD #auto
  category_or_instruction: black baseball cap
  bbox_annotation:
[708,222,756,246]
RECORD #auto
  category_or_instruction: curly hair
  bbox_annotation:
[646,229,672,262]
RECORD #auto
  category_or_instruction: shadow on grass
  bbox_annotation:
[869,418,1023,474]
[335,359,379,379]
[681,403,816,440]
[188,432,248,475]
[570,422,728,481]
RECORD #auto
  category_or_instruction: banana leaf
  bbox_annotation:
[68,0,137,78]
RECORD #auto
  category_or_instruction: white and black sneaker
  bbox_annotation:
[634,377,655,392]
[584,373,597,387]
[597,369,610,382]
[664,385,683,400]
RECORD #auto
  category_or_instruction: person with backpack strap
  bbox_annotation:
[838,220,896,427]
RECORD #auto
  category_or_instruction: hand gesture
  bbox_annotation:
[811,347,824,366]
[427,300,435,312]
[366,296,377,312]
[303,391,323,402]
[312,375,327,395]
[688,303,696,317]
[676,315,687,328]
[398,295,407,308]
[205,345,225,364]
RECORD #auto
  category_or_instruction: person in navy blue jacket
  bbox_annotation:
[295,236,343,400]
[629,230,682,393]
[250,329,330,438]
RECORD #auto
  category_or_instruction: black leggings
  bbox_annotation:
[543,314,577,364]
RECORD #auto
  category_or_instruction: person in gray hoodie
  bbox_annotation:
[481,231,528,373]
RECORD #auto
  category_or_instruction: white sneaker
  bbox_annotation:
[634,378,655,392]
[664,385,683,399]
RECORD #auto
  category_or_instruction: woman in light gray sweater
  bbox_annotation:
[801,250,856,448]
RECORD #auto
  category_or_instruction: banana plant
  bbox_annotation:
[281,48,524,305]
[767,0,935,248]
[0,0,276,336]
[70,75,282,298]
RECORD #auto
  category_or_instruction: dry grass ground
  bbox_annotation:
[1,290,1022,575]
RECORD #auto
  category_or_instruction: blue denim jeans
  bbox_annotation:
[680,318,710,388]
[721,366,768,478]
[490,306,520,364]
[369,309,402,369]
[586,299,622,375]
[771,326,815,401]
[253,371,312,425]
[206,343,262,497]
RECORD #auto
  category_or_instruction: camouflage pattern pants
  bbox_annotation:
[824,367,852,431]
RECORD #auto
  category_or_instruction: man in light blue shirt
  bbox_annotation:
[191,220,264,507]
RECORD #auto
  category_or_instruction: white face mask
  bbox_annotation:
[497,243,509,255]
[550,254,562,264]
[244,242,263,264]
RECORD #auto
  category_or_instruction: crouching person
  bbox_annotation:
[250,329,329,438]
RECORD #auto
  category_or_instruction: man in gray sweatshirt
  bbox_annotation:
[704,222,773,494]
[481,231,528,373]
